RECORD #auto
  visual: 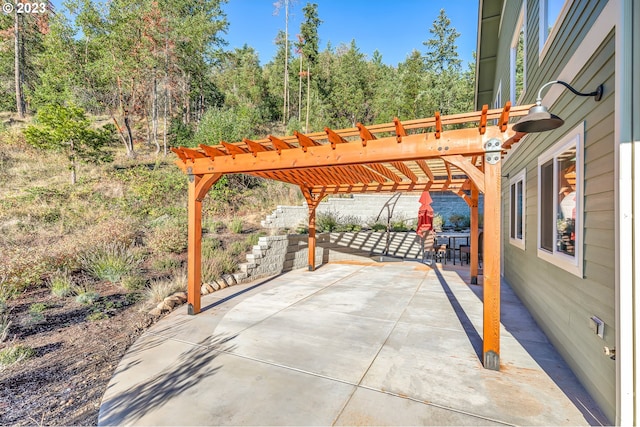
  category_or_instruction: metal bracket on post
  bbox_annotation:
[187,166,195,183]
[484,138,502,165]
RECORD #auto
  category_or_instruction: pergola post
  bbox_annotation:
[482,139,502,370]
[308,204,317,271]
[186,172,220,315]
[470,185,480,284]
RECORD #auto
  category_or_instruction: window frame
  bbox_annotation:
[494,81,502,109]
[538,0,573,63]
[536,122,584,277]
[509,169,526,249]
[510,6,526,105]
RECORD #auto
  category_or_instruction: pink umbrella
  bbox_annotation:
[417,191,434,236]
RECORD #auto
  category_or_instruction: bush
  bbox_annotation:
[147,219,187,254]
[145,274,187,305]
[202,250,237,283]
[120,275,146,292]
[229,218,243,234]
[316,211,339,232]
[74,284,100,305]
[49,271,74,297]
[335,215,363,232]
[28,303,47,323]
[0,344,34,370]
[80,243,141,283]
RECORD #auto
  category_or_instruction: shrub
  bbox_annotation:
[81,243,141,283]
[145,274,187,305]
[229,218,243,234]
[202,250,237,283]
[120,275,146,292]
[151,256,183,275]
[316,211,339,232]
[28,303,47,323]
[229,241,247,256]
[49,271,74,297]
[147,219,187,254]
[0,344,35,370]
[73,284,100,305]
[335,215,363,232]
[202,238,223,259]
[0,306,11,343]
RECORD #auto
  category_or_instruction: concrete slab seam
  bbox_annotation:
[331,268,435,424]
[353,383,516,427]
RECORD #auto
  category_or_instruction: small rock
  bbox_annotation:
[167,295,183,306]
[210,281,221,291]
[201,284,210,295]
[218,280,228,289]
[163,297,177,309]
[174,292,188,302]
[205,283,215,293]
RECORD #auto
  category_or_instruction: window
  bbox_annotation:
[539,0,571,61]
[509,169,526,249]
[510,8,526,104]
[537,122,584,276]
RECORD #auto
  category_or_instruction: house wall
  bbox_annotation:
[495,0,616,421]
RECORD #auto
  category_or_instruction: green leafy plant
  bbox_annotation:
[146,218,187,254]
[316,211,340,232]
[81,243,141,283]
[0,344,35,370]
[73,284,100,305]
[202,250,237,283]
[120,275,146,292]
[335,215,363,232]
[28,303,47,323]
[49,271,74,297]
[145,274,187,305]
[229,218,243,234]
[23,104,114,185]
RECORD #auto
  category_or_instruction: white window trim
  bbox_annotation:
[494,81,502,109]
[538,0,574,64]
[509,169,526,249]
[510,6,526,105]
[536,122,584,277]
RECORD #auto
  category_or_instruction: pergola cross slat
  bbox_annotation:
[173,103,533,371]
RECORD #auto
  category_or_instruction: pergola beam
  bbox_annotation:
[176,126,517,176]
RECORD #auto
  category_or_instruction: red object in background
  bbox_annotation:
[417,191,434,236]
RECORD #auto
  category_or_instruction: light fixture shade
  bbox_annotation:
[512,104,564,133]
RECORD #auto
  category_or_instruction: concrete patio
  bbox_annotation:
[98,261,609,426]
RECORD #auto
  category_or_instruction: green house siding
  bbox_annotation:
[502,25,616,423]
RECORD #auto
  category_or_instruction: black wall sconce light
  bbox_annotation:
[512,80,604,133]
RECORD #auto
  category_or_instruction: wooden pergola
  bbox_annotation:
[173,102,533,370]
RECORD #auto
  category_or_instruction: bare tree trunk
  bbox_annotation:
[163,79,168,155]
[282,0,289,125]
[152,75,160,155]
[69,140,77,185]
[14,10,24,119]
[305,64,310,133]
[298,55,302,120]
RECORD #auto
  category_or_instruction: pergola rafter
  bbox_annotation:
[173,102,533,371]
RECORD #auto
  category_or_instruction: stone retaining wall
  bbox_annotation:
[261,193,484,229]
[234,231,424,283]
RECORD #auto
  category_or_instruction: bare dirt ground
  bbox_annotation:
[0,283,155,426]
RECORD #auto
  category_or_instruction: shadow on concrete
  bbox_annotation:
[435,263,608,426]
[98,334,236,426]
[431,265,484,362]
[201,274,285,313]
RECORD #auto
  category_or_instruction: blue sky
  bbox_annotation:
[223,0,479,66]
[50,0,479,67]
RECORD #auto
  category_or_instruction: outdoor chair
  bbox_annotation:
[460,231,483,266]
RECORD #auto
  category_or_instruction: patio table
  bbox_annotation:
[436,232,470,265]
